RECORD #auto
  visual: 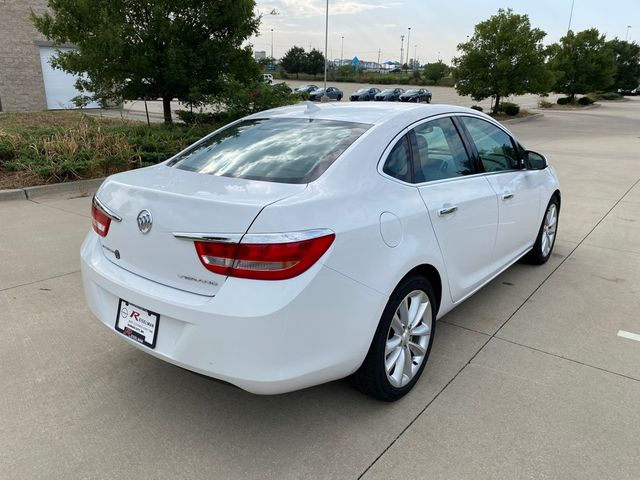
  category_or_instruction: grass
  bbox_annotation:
[0,111,219,189]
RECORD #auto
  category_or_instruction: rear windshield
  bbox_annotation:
[168,118,371,184]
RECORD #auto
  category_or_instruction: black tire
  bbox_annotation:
[350,275,437,401]
[337,95,342,101]
[523,196,560,265]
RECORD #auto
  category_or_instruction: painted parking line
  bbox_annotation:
[617,330,640,342]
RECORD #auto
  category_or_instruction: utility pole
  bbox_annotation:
[400,35,404,67]
[406,27,411,67]
[414,45,417,69]
[341,36,344,66]
[270,28,274,59]
[567,0,575,34]
[377,48,381,66]
[322,0,328,96]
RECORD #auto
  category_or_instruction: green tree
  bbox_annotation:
[607,39,640,90]
[453,9,552,113]
[547,29,616,101]
[32,0,260,123]
[280,46,307,79]
[305,49,325,78]
[423,61,451,85]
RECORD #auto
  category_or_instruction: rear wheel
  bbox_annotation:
[523,196,559,265]
[350,276,436,401]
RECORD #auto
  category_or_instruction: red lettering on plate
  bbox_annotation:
[130,311,140,321]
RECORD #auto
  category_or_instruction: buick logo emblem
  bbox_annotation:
[136,210,153,234]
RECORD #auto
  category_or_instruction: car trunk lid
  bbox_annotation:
[95,165,306,296]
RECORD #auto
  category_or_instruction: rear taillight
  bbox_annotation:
[194,231,335,280]
[91,196,121,237]
[91,200,111,237]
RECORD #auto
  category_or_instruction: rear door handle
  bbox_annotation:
[438,206,458,216]
[502,193,514,200]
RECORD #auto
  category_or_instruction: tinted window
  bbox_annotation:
[383,135,412,182]
[413,118,473,182]
[168,118,370,184]
[461,117,519,172]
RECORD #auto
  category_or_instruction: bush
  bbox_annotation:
[595,92,623,101]
[438,77,456,87]
[175,110,219,125]
[557,97,571,105]
[499,102,520,116]
[577,96,595,105]
[470,105,483,112]
[538,100,553,108]
[0,112,217,185]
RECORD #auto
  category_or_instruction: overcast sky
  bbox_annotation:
[250,0,640,64]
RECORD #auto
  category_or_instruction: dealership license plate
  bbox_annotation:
[115,299,160,349]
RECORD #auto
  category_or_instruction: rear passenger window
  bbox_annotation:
[461,117,519,172]
[412,118,473,182]
[383,135,412,182]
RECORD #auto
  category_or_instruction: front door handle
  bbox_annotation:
[438,206,458,216]
[502,193,514,200]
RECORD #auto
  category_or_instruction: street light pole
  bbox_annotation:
[341,36,344,67]
[567,0,575,34]
[270,28,274,59]
[323,0,329,96]
[406,27,411,67]
[400,35,404,67]
[414,44,417,69]
[626,25,632,41]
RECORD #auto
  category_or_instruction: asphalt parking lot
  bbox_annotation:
[2,99,640,479]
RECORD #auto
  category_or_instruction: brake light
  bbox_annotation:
[194,232,335,280]
[91,200,111,237]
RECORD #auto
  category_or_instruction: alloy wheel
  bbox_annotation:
[385,290,432,388]
[541,203,558,257]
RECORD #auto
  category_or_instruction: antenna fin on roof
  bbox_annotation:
[304,101,321,114]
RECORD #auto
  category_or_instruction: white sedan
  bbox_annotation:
[81,102,560,401]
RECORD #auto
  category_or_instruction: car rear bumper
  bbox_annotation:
[80,233,387,394]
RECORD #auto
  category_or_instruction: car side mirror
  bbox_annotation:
[525,150,548,170]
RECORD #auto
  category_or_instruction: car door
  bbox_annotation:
[458,116,541,269]
[410,116,499,303]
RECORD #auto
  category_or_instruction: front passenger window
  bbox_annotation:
[461,117,519,172]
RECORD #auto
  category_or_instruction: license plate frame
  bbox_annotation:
[115,299,160,349]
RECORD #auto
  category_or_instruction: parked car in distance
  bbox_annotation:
[83,103,560,401]
[308,87,343,101]
[399,88,432,103]
[388,68,402,74]
[375,88,405,101]
[350,87,381,101]
[617,86,640,96]
[294,84,319,94]
[262,73,274,84]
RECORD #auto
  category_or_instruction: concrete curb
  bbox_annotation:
[0,178,104,202]
[0,188,28,201]
[499,113,544,125]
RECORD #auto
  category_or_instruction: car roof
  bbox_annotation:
[249,102,475,126]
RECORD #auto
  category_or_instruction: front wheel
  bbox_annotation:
[337,95,342,101]
[523,196,559,265]
[350,276,436,401]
